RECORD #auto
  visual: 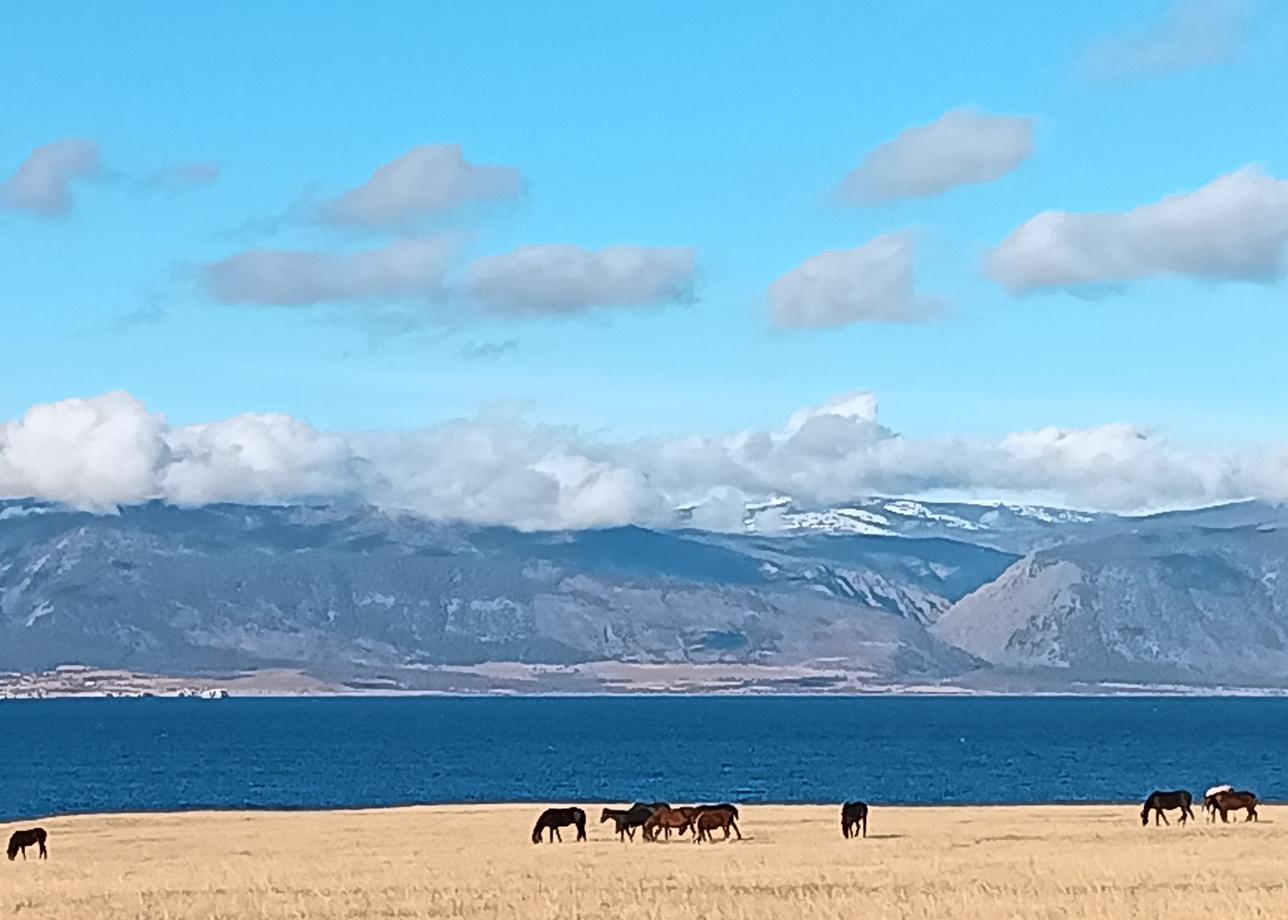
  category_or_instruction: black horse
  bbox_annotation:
[7,828,47,861]
[532,807,587,844]
[1141,790,1194,826]
[600,805,656,841]
[841,801,869,839]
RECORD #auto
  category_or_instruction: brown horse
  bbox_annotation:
[643,806,694,841]
[692,805,741,843]
[6,828,47,861]
[1208,790,1259,823]
[1141,790,1195,826]
[841,801,869,839]
[531,807,587,844]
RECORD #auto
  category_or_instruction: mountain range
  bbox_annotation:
[1,496,1285,692]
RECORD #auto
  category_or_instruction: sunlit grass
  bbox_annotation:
[2,804,1283,918]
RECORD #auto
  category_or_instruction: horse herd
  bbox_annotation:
[532,787,1265,845]
[531,802,748,844]
[0,787,1262,864]
[532,801,870,844]
[1141,786,1260,826]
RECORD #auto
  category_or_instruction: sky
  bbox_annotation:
[1,1,1287,527]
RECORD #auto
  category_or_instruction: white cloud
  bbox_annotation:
[837,109,1033,204]
[1083,0,1250,80]
[1,139,100,216]
[0,393,166,509]
[205,238,455,306]
[323,145,524,227]
[768,232,945,328]
[3,390,1287,528]
[987,167,1288,293]
[464,244,697,315]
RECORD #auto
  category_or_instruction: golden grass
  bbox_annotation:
[3,804,1284,919]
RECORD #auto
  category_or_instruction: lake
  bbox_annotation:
[1,696,1281,821]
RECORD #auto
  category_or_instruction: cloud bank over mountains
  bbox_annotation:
[1,391,1284,530]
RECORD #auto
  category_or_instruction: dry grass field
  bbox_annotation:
[2,804,1284,919]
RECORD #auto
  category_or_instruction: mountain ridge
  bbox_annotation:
[1,497,1286,691]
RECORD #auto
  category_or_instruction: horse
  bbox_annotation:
[1140,790,1195,826]
[600,805,654,841]
[643,806,694,841]
[531,807,587,844]
[692,805,742,843]
[1208,790,1259,823]
[841,801,869,839]
[1204,785,1233,822]
[6,828,47,861]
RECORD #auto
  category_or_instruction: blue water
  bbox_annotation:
[0,696,1282,822]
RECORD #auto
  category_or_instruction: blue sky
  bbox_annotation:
[1,1,1286,524]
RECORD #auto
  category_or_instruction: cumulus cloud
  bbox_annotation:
[0,393,167,509]
[987,167,1288,293]
[1083,0,1250,80]
[323,145,524,227]
[3,390,1287,529]
[1,139,100,216]
[837,109,1033,204]
[205,237,455,306]
[464,244,697,315]
[768,232,945,328]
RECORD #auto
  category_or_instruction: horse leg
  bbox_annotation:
[732,819,742,841]
[39,841,46,859]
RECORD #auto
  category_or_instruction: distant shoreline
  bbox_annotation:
[4,664,1287,700]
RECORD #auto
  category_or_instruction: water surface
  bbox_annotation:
[1,696,1280,821]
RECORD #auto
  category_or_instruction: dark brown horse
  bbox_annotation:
[600,805,654,841]
[7,828,47,861]
[692,805,741,843]
[531,807,587,844]
[841,801,869,839]
[1208,790,1259,823]
[1141,790,1195,826]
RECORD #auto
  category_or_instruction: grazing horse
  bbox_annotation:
[1208,790,1259,823]
[643,806,694,841]
[600,805,654,841]
[531,807,587,844]
[841,801,869,839]
[1141,790,1195,826]
[1204,785,1234,822]
[692,805,742,843]
[6,828,47,861]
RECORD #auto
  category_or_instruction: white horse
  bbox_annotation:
[1204,784,1233,822]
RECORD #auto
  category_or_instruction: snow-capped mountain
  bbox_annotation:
[732,495,1109,551]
